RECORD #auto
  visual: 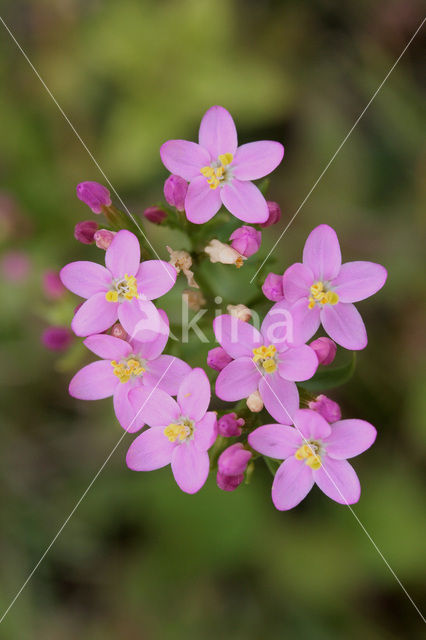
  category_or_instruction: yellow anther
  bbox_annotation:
[218,153,233,166]
[308,281,339,309]
[105,290,119,302]
[200,166,215,177]
[306,455,322,470]
[111,356,145,383]
[164,422,191,443]
[325,290,339,305]
[200,153,234,190]
[295,444,322,469]
[106,274,138,303]
[263,358,277,374]
[252,344,277,363]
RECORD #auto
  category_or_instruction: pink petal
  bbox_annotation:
[160,140,211,181]
[113,382,143,433]
[185,175,222,224]
[278,345,318,381]
[221,180,268,223]
[69,360,118,400]
[314,457,361,504]
[144,355,191,396]
[129,386,180,428]
[60,261,110,299]
[248,424,301,459]
[136,260,176,301]
[325,419,377,459]
[171,441,210,494]
[272,457,314,510]
[289,298,321,345]
[105,230,140,278]
[133,310,170,360]
[232,141,284,181]
[293,408,331,440]
[282,262,314,303]
[258,374,299,425]
[213,314,263,359]
[215,358,260,402]
[303,224,341,281]
[83,334,131,360]
[321,302,367,350]
[193,412,218,451]
[178,368,210,421]
[261,300,296,349]
[126,427,175,471]
[198,105,238,158]
[332,261,387,303]
[118,300,167,343]
[71,292,119,337]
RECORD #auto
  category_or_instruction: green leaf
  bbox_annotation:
[301,352,356,392]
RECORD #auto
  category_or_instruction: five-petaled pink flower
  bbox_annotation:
[68,313,190,431]
[160,105,284,224]
[278,224,387,350]
[214,311,318,423]
[126,369,218,494]
[249,408,376,510]
[60,230,176,337]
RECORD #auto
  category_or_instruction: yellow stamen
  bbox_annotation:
[164,421,193,443]
[308,281,339,309]
[105,274,138,303]
[295,443,322,469]
[200,153,234,190]
[111,357,145,383]
[106,290,119,303]
[263,358,277,374]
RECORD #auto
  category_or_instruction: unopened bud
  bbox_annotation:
[246,390,263,412]
[205,239,246,268]
[74,220,99,244]
[164,174,188,211]
[43,270,66,300]
[229,226,261,257]
[227,303,252,323]
[309,337,337,366]
[94,228,115,250]
[218,443,252,476]
[308,394,341,423]
[216,471,244,492]
[218,412,245,437]
[143,206,167,224]
[76,181,111,214]
[110,322,127,341]
[207,347,232,372]
[262,272,284,302]
[183,289,206,311]
[260,201,282,228]
[42,326,72,351]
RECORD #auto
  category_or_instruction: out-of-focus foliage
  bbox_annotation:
[0,0,425,638]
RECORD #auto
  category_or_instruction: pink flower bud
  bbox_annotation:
[308,394,341,423]
[110,322,127,341]
[262,272,284,302]
[43,270,66,300]
[218,413,245,437]
[259,201,282,228]
[94,228,115,250]
[216,471,244,492]
[42,326,72,351]
[229,226,261,257]
[164,175,188,211]
[74,220,99,244]
[76,181,111,213]
[218,443,252,476]
[207,346,233,372]
[143,206,167,224]
[309,337,337,365]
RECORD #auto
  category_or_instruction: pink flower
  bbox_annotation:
[76,181,111,213]
[213,310,318,424]
[207,346,233,372]
[94,229,115,250]
[260,201,282,228]
[262,272,284,302]
[60,230,176,337]
[143,206,167,224]
[69,316,190,431]
[42,326,72,351]
[309,337,337,365]
[160,105,284,224]
[281,224,387,350]
[126,369,217,494]
[308,394,341,423]
[230,226,261,257]
[163,174,188,211]
[249,409,376,510]
[218,443,252,475]
[217,412,245,437]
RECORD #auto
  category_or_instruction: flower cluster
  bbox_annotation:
[58,106,386,509]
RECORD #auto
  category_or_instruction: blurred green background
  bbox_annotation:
[0,0,425,638]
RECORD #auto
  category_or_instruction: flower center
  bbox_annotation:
[111,355,146,383]
[105,274,138,303]
[308,281,339,309]
[164,417,195,443]
[295,440,323,469]
[200,153,234,189]
[252,344,277,374]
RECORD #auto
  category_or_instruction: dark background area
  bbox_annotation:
[0,1,425,638]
